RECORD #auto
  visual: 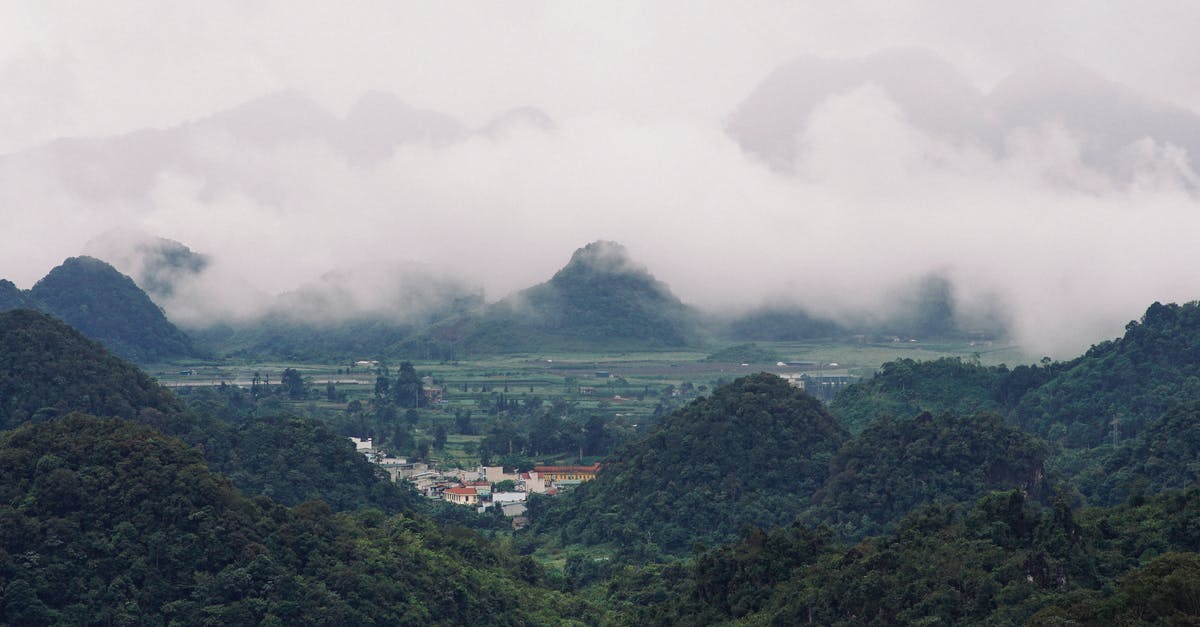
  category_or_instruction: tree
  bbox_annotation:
[434,425,448,451]
[455,410,473,435]
[280,368,307,400]
[251,371,263,398]
[394,362,424,408]
[584,414,607,456]
[374,375,390,398]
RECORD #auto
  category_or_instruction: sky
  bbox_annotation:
[3,1,1200,357]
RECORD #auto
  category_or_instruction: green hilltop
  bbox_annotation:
[0,256,201,363]
[0,414,591,625]
[405,240,703,356]
[0,308,416,514]
[533,373,849,556]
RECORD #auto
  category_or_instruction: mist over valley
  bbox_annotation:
[6,5,1200,624]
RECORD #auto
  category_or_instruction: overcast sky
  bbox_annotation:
[4,2,1200,357]
[6,1,1200,148]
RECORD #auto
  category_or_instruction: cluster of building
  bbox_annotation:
[777,371,859,402]
[347,437,600,527]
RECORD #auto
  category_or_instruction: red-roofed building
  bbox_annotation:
[444,486,479,505]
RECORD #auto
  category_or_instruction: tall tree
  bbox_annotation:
[394,361,424,408]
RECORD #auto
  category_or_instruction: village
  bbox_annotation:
[349,436,600,528]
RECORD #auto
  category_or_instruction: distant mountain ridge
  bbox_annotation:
[0,256,201,363]
[729,47,1200,189]
[77,232,989,359]
[406,241,704,356]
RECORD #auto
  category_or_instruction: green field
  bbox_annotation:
[147,336,1032,389]
[147,338,1028,419]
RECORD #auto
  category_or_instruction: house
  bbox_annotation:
[533,464,601,483]
[379,459,425,482]
[778,373,805,389]
[492,491,527,506]
[423,387,444,404]
[348,437,377,461]
[520,471,551,494]
[481,466,521,484]
[444,486,479,505]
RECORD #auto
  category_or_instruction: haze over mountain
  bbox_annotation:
[0,256,200,363]
[728,48,993,172]
[6,15,1200,358]
[405,240,702,356]
[82,231,210,303]
[729,49,1200,190]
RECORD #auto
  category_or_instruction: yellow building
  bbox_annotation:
[533,464,601,483]
[444,486,479,505]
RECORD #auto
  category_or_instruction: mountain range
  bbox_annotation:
[5,283,1200,622]
[3,236,1005,362]
[8,48,1200,354]
[728,47,1200,189]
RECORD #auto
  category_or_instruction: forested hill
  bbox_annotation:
[411,241,702,355]
[1088,401,1200,504]
[1014,300,1200,448]
[0,280,29,311]
[0,308,417,513]
[535,372,1054,556]
[622,489,1200,625]
[533,373,848,557]
[827,300,1200,508]
[0,414,593,624]
[10,256,201,362]
[833,301,1200,450]
[802,411,1049,538]
[0,308,183,427]
[829,357,1028,433]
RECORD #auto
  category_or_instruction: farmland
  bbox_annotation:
[148,337,1028,466]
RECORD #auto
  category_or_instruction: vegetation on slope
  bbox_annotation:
[702,342,781,363]
[0,309,417,514]
[1082,400,1200,505]
[0,308,183,427]
[533,373,848,557]
[720,305,845,341]
[23,256,200,362]
[803,411,1049,538]
[617,489,1200,625]
[0,280,29,311]
[830,302,1200,507]
[1014,301,1200,448]
[829,356,1037,433]
[410,241,702,356]
[0,414,595,625]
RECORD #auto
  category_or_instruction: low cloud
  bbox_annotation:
[4,53,1200,359]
